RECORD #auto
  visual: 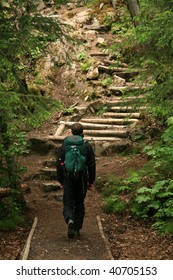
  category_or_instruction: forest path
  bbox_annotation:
[25,183,112,260]
[22,3,138,260]
[20,3,173,261]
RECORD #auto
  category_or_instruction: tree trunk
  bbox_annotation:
[126,0,140,27]
[127,0,140,18]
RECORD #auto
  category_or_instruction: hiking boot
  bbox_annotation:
[67,219,74,239]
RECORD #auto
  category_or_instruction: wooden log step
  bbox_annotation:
[105,112,141,119]
[102,99,142,106]
[59,120,127,130]
[109,106,146,112]
[84,129,128,138]
[102,113,139,121]
[81,117,139,124]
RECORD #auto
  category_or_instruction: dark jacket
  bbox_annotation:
[56,140,96,185]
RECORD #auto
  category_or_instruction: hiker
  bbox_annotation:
[56,122,96,238]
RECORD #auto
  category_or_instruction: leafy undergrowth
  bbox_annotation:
[101,119,173,236]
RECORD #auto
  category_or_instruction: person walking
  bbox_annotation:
[56,122,96,238]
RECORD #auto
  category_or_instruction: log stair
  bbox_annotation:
[48,93,144,153]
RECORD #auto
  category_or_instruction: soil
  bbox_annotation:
[1,3,173,261]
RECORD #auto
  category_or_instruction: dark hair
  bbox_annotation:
[71,123,83,135]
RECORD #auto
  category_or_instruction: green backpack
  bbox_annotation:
[64,135,86,177]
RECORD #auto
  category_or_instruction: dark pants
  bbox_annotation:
[63,175,87,230]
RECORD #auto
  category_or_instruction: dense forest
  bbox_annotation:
[0,0,173,236]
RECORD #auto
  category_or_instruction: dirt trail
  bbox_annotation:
[25,184,112,260]
[19,148,173,261]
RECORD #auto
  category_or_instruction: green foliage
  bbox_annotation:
[123,170,140,186]
[111,5,131,35]
[62,104,77,115]
[101,77,112,87]
[143,118,173,176]
[122,0,173,122]
[101,1,173,235]
[131,119,173,224]
[80,60,93,72]
[103,13,115,27]
[0,88,28,187]
[100,176,123,197]
[131,120,173,234]
[0,1,71,85]
[101,122,173,234]
[96,105,108,115]
[0,197,25,230]
[77,52,93,72]
[0,0,72,223]
[103,195,127,214]
[132,180,173,232]
[99,175,135,215]
[132,120,173,234]
[76,52,87,61]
